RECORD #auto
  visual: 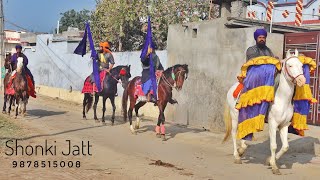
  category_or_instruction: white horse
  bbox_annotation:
[223,49,306,175]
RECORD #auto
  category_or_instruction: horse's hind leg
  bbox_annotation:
[83,94,88,119]
[276,125,289,160]
[128,99,136,134]
[230,111,242,164]
[110,95,116,125]
[134,101,146,129]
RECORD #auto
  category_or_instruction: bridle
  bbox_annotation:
[161,68,187,91]
[282,56,303,84]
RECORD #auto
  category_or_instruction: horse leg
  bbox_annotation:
[128,99,136,134]
[83,94,88,119]
[101,96,107,124]
[93,95,99,121]
[15,97,20,119]
[276,125,289,160]
[110,95,116,126]
[3,94,7,114]
[8,95,13,115]
[231,117,242,164]
[267,120,281,175]
[134,102,146,129]
[158,101,168,141]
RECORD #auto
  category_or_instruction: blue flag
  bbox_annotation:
[74,22,101,91]
[140,16,158,100]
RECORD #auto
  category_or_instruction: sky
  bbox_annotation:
[4,0,96,33]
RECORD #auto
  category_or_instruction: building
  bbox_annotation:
[248,0,320,28]
[4,29,26,53]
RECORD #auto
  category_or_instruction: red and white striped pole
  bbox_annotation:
[295,0,303,26]
[266,1,274,22]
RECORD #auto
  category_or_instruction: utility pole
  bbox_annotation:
[0,0,4,89]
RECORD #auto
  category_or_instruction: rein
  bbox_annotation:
[282,56,303,84]
[161,68,186,91]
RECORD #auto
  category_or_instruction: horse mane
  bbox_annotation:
[163,64,189,78]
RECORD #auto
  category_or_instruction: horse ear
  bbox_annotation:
[294,49,299,57]
[128,65,131,69]
[286,49,291,58]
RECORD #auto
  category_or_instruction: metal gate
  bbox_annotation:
[284,31,320,125]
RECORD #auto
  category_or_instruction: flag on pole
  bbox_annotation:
[140,16,158,100]
[74,22,101,91]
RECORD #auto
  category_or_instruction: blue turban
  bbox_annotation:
[254,29,267,40]
[15,44,22,49]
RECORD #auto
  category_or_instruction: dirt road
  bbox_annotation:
[0,95,319,180]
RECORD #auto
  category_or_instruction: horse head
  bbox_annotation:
[16,57,24,74]
[4,53,12,70]
[117,65,131,89]
[171,64,189,91]
[282,49,306,87]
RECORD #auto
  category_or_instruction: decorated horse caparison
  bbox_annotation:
[223,49,316,175]
[122,64,188,140]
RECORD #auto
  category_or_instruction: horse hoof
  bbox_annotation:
[14,116,17,119]
[111,122,114,126]
[83,117,87,120]
[238,147,245,157]
[234,159,242,164]
[22,114,26,117]
[2,111,6,114]
[265,157,271,166]
[135,125,140,129]
[161,134,166,141]
[102,122,107,126]
[272,169,281,175]
[156,133,161,138]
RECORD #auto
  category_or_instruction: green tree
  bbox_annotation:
[59,9,91,33]
[91,0,219,51]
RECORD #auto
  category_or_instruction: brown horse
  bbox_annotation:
[2,53,16,114]
[11,57,29,118]
[122,64,188,140]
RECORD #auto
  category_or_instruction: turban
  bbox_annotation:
[15,44,22,49]
[254,29,267,40]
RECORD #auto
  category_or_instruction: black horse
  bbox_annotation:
[83,65,131,125]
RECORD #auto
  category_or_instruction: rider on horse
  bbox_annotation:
[139,48,164,103]
[11,44,35,92]
[234,29,279,99]
[89,41,115,95]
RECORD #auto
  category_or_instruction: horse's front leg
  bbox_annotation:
[101,96,107,124]
[15,97,20,119]
[157,101,168,141]
[276,125,289,160]
[3,94,7,114]
[110,95,116,126]
[93,95,99,121]
[267,119,281,175]
[8,95,13,115]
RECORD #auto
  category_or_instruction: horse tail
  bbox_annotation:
[222,101,232,143]
[122,85,129,119]
[86,94,93,113]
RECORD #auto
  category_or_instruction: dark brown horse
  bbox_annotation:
[2,53,16,114]
[83,65,131,125]
[122,64,188,140]
[11,57,29,118]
